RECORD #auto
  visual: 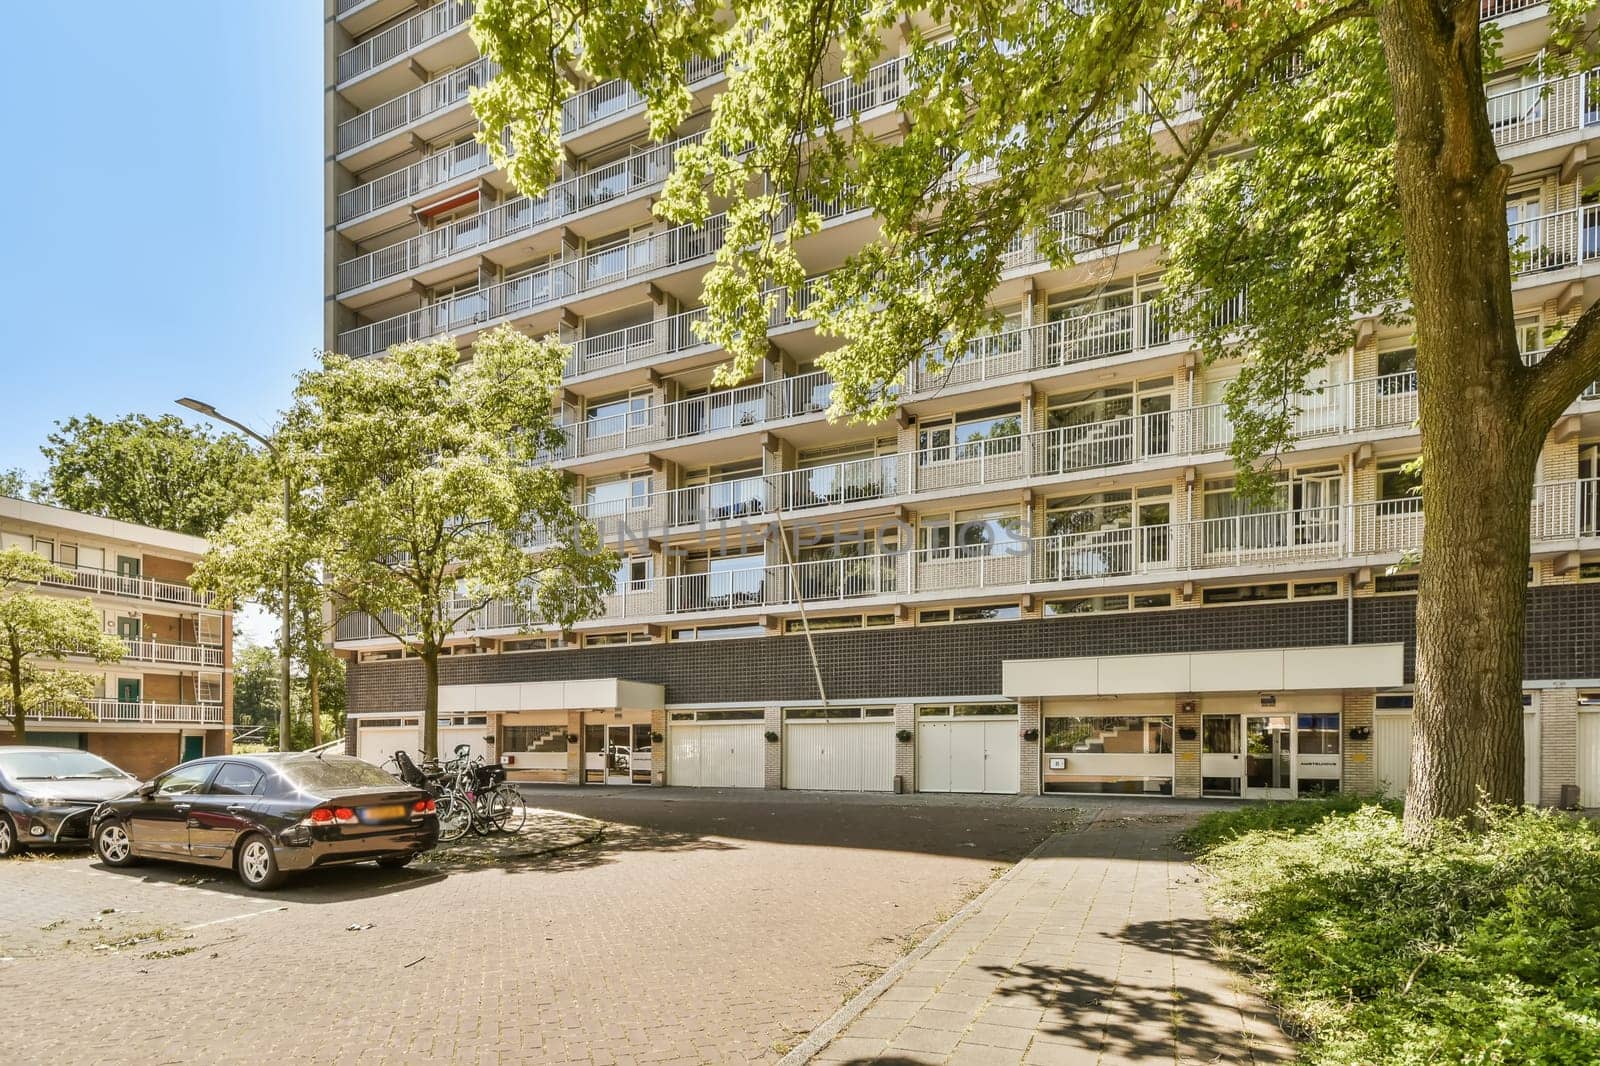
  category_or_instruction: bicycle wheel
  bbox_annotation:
[435,790,472,843]
[484,783,526,833]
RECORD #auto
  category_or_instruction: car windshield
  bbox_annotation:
[277,754,399,790]
[0,750,128,780]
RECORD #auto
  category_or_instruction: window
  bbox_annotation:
[785,614,880,633]
[1581,560,1600,581]
[361,649,404,662]
[1375,693,1415,711]
[209,763,265,797]
[1041,715,1175,796]
[1377,347,1416,388]
[1203,583,1288,605]
[584,630,652,646]
[155,763,215,797]
[688,709,764,721]
[670,623,766,641]
[502,636,568,652]
[918,508,1026,558]
[585,472,652,518]
[918,703,1016,718]
[612,556,653,593]
[502,725,567,752]
[1375,572,1420,594]
[917,405,1023,464]
[198,675,223,704]
[952,603,1020,623]
[1293,581,1339,598]
[198,615,223,646]
[586,391,651,437]
[1297,714,1342,755]
[1378,457,1422,501]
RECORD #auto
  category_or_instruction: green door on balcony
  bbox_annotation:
[117,679,140,704]
[117,618,140,642]
[182,735,205,762]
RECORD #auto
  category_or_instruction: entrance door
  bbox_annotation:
[117,679,141,704]
[605,724,633,784]
[1244,714,1295,799]
[182,735,205,762]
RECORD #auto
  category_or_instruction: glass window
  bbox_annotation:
[209,763,265,797]
[155,762,216,797]
[1132,592,1171,609]
[953,603,1021,623]
[0,749,130,782]
[1046,595,1129,615]
[1041,715,1175,796]
[277,754,406,790]
[632,724,653,753]
[784,707,863,719]
[1043,716,1173,755]
[1202,715,1240,754]
[503,725,567,752]
[670,623,766,641]
[1293,581,1339,598]
[1297,714,1342,755]
[1202,583,1289,605]
[952,703,1016,717]
[1375,572,1419,594]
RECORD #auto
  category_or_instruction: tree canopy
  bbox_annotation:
[472,0,1600,831]
[40,414,268,537]
[0,547,125,743]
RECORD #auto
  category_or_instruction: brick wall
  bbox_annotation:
[85,732,182,781]
[348,584,1600,712]
[893,703,915,791]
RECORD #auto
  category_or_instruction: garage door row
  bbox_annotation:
[667,705,1021,793]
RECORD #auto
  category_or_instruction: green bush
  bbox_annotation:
[1187,799,1600,1065]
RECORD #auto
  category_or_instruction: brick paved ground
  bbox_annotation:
[809,810,1293,1065]
[1,791,1075,1066]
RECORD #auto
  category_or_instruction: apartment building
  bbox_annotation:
[0,497,233,779]
[326,0,1600,803]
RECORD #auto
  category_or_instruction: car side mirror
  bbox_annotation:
[138,782,157,799]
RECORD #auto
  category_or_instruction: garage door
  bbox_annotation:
[355,719,420,767]
[916,704,1019,794]
[1579,711,1600,807]
[783,708,895,792]
[440,720,492,763]
[1376,706,1540,805]
[668,712,766,788]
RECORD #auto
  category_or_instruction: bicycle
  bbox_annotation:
[384,749,474,842]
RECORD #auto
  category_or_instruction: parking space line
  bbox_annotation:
[182,906,288,931]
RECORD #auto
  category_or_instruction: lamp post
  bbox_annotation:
[177,398,294,753]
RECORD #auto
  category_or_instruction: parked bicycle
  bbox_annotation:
[383,746,525,840]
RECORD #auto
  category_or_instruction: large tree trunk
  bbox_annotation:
[421,647,440,762]
[1376,0,1544,835]
[9,670,24,744]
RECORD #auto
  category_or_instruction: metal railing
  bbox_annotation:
[38,564,215,608]
[122,639,227,668]
[338,139,494,225]
[337,0,474,84]
[1508,203,1600,276]
[560,55,727,136]
[1531,477,1600,541]
[337,132,705,293]
[338,57,497,154]
[23,699,225,726]
[1480,0,1546,18]
[1487,68,1599,148]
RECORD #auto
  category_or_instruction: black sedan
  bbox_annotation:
[91,752,439,890]
[0,747,140,855]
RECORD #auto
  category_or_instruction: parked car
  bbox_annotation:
[91,752,439,890]
[0,747,140,856]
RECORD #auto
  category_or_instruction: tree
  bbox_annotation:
[0,468,47,502]
[41,414,268,537]
[278,326,613,759]
[231,641,346,749]
[472,0,1600,835]
[0,548,126,743]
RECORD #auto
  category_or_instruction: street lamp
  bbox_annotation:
[177,397,295,754]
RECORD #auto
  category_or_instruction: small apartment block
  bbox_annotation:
[326,0,1600,804]
[0,497,232,779]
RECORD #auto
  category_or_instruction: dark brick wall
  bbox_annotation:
[347,584,1600,712]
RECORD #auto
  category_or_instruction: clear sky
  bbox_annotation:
[0,1,323,477]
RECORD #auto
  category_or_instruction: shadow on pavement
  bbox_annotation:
[89,857,448,904]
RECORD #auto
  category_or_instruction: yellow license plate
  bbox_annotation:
[362,804,407,822]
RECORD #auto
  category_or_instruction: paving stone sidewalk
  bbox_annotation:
[808,812,1294,1065]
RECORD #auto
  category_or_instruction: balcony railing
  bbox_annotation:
[337,0,474,84]
[39,564,215,609]
[339,139,495,225]
[1487,68,1599,148]
[122,640,226,668]
[560,55,728,136]
[1480,0,1546,18]
[1531,477,1600,541]
[338,57,497,154]
[23,699,224,726]
[1509,203,1600,276]
[337,132,705,293]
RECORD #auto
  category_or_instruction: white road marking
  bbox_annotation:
[181,906,288,931]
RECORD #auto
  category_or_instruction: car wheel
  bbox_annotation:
[94,820,138,867]
[234,833,285,891]
[376,852,416,869]
[0,814,23,857]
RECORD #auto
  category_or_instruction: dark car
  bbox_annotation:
[90,752,439,890]
[0,747,140,856]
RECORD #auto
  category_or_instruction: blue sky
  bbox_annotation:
[0,1,323,477]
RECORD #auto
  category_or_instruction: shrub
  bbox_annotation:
[1187,799,1600,1065]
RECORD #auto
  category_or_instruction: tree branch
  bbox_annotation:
[1523,295,1600,429]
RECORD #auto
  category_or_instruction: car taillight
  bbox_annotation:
[332,807,357,824]
[308,806,358,826]
[412,799,436,815]
[308,808,335,825]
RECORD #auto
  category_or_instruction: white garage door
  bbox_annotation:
[355,720,420,768]
[1579,711,1600,807]
[784,710,895,792]
[1375,707,1540,805]
[440,721,493,763]
[668,716,766,788]
[916,705,1020,794]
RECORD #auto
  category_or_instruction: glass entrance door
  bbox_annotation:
[1244,714,1295,799]
[605,725,633,784]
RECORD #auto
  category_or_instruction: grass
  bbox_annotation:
[1184,799,1600,1065]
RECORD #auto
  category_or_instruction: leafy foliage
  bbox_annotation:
[1188,800,1600,1064]
[40,414,268,537]
[232,641,346,749]
[0,468,47,502]
[0,547,125,741]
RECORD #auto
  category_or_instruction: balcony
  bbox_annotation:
[1509,204,1600,276]
[24,699,224,727]
[39,564,215,609]
[1488,68,1599,150]
[337,132,705,295]
[339,139,494,227]
[122,640,226,669]
[337,57,497,156]
[337,1,474,86]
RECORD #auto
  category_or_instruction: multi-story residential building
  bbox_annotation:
[0,497,233,779]
[325,0,1600,803]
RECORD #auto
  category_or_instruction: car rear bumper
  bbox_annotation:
[274,823,439,872]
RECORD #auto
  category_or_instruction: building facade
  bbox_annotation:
[325,0,1600,802]
[0,497,233,779]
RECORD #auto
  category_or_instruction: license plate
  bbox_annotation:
[361,804,407,823]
